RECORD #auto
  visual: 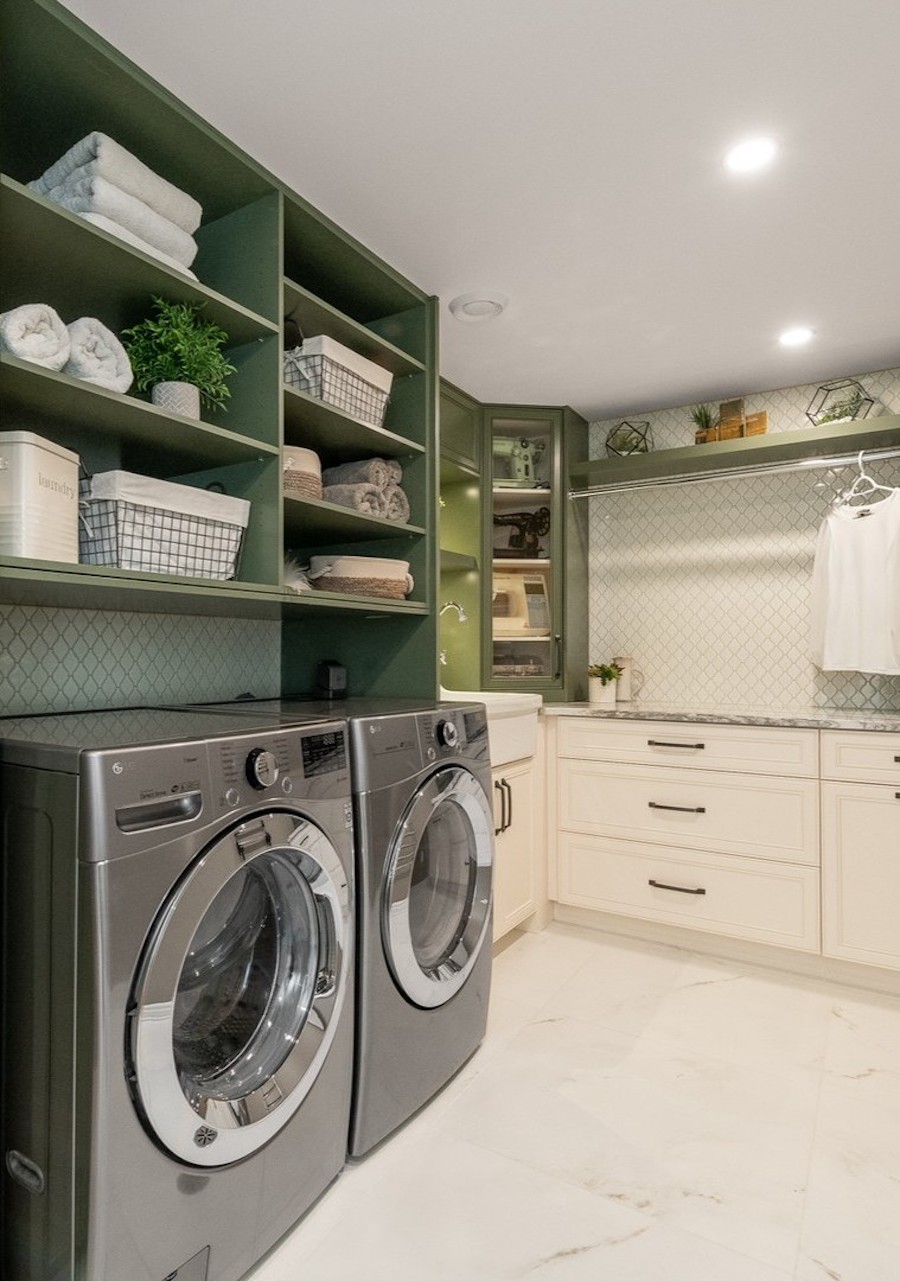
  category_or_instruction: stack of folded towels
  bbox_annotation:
[0,303,132,393]
[322,457,410,523]
[29,132,203,278]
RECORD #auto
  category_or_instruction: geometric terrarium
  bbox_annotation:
[806,378,874,427]
[605,420,653,456]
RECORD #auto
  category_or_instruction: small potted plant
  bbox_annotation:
[122,296,236,419]
[690,403,718,444]
[587,661,622,707]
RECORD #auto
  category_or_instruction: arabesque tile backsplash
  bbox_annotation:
[587,364,900,713]
[0,607,280,716]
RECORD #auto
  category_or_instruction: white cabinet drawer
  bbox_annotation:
[557,718,817,777]
[557,832,820,952]
[821,730,900,784]
[822,780,900,970]
[558,761,819,865]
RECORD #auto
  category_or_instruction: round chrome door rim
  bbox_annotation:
[382,766,493,1009]
[129,811,350,1167]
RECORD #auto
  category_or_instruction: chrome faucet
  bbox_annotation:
[439,600,468,622]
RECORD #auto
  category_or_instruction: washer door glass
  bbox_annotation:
[128,811,350,1167]
[383,766,493,1009]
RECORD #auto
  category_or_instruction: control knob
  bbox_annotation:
[246,748,279,790]
[436,719,459,749]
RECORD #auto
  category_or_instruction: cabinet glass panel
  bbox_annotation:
[489,416,556,683]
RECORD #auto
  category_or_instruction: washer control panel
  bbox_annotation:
[245,747,279,790]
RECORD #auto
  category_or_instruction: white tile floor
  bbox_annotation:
[250,923,900,1281]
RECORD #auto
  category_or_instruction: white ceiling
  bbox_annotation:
[61,0,900,420]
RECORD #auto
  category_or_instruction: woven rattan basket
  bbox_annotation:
[283,446,322,499]
[308,555,413,600]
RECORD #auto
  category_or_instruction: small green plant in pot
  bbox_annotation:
[587,662,622,706]
[690,403,718,441]
[122,296,236,419]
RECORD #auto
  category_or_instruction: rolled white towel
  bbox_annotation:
[30,132,202,234]
[64,317,133,393]
[0,303,70,371]
[384,458,403,486]
[34,173,198,268]
[78,212,198,280]
[322,483,386,516]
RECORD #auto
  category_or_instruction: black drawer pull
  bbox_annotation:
[894,756,900,763]
[648,801,706,814]
[649,878,707,896]
[648,739,705,750]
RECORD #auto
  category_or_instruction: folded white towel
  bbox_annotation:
[34,173,198,268]
[77,212,198,280]
[0,303,70,371]
[64,317,133,393]
[384,459,403,486]
[322,483,386,516]
[30,132,202,234]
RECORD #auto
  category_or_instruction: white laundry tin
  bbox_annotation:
[0,430,80,562]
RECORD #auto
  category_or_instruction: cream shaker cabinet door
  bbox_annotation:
[822,780,900,970]
[558,760,819,865]
[492,758,537,942]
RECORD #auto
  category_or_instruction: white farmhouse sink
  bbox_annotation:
[439,687,542,767]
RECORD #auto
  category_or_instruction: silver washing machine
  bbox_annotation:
[0,707,354,1281]
[347,703,494,1157]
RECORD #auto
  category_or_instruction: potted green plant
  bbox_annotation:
[587,661,622,707]
[122,296,236,419]
[690,403,718,443]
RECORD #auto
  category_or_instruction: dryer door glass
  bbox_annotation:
[383,766,493,1009]
[128,812,350,1167]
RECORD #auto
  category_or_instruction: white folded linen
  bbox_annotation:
[29,132,202,233]
[64,317,133,393]
[77,212,198,280]
[0,303,70,371]
[382,484,410,523]
[34,173,198,268]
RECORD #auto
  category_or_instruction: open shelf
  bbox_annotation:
[440,549,478,572]
[492,557,552,569]
[570,415,900,491]
[284,494,425,546]
[283,385,426,462]
[283,278,425,378]
[0,354,279,473]
[282,588,429,617]
[0,177,278,347]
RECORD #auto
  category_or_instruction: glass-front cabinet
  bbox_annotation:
[483,405,588,700]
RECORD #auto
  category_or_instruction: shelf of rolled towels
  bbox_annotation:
[0,302,133,393]
[283,448,411,524]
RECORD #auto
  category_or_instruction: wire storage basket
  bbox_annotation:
[79,471,251,580]
[283,335,393,428]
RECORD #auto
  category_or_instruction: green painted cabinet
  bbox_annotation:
[438,381,482,691]
[0,0,439,702]
[483,404,588,701]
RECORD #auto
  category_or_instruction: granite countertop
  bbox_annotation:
[542,702,900,732]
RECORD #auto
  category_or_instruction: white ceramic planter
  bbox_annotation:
[152,380,201,419]
[588,677,617,706]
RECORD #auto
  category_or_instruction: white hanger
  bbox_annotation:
[833,450,896,509]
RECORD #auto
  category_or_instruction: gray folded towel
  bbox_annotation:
[321,458,391,490]
[322,484,386,517]
[384,459,403,486]
[64,317,133,393]
[33,173,198,268]
[382,484,410,523]
[0,303,70,370]
[29,132,202,233]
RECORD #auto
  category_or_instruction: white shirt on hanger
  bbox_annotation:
[811,487,900,674]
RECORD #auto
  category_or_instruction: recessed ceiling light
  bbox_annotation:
[779,326,814,347]
[448,292,508,322]
[724,136,778,173]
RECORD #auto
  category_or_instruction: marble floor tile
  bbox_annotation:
[246,924,900,1281]
[796,1083,900,1281]
[438,1011,818,1273]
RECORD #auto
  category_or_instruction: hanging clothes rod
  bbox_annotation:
[569,445,900,499]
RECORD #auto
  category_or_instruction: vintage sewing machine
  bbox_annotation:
[492,506,551,558]
[492,436,545,487]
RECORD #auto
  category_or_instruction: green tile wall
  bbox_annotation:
[0,606,280,716]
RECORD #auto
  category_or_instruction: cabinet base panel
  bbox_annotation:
[552,903,900,998]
